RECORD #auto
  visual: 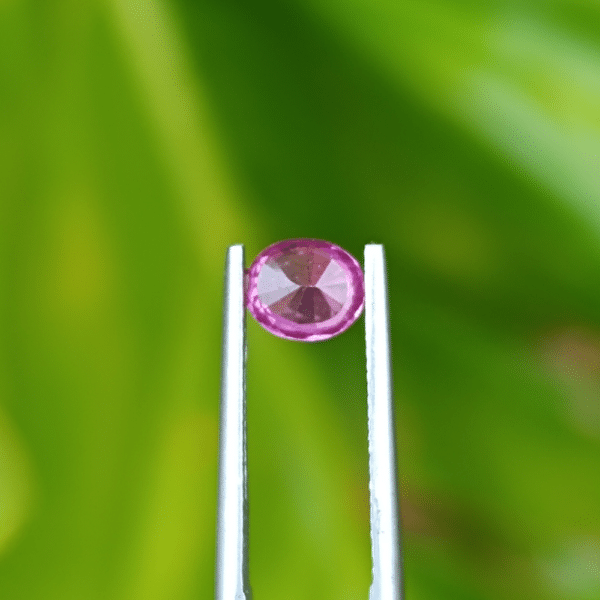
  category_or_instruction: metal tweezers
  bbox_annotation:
[216,244,403,600]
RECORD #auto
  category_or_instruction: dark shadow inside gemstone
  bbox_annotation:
[276,250,331,286]
[288,287,332,323]
[267,286,335,324]
[320,289,344,316]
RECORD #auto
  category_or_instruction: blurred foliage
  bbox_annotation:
[2,0,600,598]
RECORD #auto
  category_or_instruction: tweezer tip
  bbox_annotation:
[364,243,384,256]
[226,244,245,257]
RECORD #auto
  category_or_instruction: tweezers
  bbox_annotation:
[215,244,403,600]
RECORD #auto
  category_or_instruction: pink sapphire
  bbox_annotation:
[246,239,365,341]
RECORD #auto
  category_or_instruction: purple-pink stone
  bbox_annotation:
[246,239,365,341]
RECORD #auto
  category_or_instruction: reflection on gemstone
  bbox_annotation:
[247,239,364,341]
[254,263,300,305]
[258,255,346,324]
[268,286,344,323]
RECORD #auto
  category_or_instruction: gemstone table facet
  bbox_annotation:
[246,239,365,341]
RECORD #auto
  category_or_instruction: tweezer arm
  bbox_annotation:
[365,245,403,600]
[216,245,250,600]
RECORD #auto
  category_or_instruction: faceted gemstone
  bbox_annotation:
[246,239,364,341]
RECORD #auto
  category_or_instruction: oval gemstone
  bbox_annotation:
[246,239,364,341]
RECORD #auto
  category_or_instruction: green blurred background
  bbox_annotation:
[2,0,600,598]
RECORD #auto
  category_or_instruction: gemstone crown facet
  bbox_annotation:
[246,239,365,341]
